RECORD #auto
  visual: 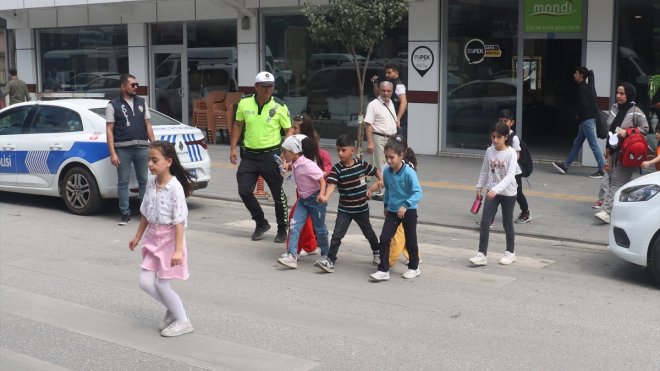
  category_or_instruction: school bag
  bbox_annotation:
[618,127,648,167]
[511,133,533,177]
[587,70,608,139]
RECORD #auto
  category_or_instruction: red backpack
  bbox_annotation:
[618,127,648,167]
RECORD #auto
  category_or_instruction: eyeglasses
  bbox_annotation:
[130,83,139,88]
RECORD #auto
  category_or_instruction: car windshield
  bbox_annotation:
[90,107,183,126]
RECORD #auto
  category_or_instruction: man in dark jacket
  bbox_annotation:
[106,73,155,225]
[552,66,605,178]
[1,68,31,105]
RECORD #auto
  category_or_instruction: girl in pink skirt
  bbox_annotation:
[129,141,194,337]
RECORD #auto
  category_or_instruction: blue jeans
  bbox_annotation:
[287,191,329,256]
[116,146,149,215]
[564,118,605,171]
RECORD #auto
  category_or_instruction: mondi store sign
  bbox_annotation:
[525,0,582,33]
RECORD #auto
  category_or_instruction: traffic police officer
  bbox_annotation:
[230,71,292,242]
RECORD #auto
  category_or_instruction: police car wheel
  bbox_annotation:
[61,166,102,215]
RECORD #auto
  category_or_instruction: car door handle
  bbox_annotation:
[50,144,64,150]
[2,144,16,150]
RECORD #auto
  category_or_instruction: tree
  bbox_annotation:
[302,0,408,155]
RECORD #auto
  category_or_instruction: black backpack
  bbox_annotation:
[511,133,533,177]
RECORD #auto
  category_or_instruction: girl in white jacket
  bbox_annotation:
[470,122,519,266]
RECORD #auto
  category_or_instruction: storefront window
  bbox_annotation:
[615,0,659,120]
[39,26,128,96]
[264,14,408,140]
[446,0,518,150]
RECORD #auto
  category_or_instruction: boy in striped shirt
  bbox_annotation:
[316,135,382,273]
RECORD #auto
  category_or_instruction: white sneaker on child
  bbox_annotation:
[469,252,487,266]
[499,251,517,265]
[370,270,390,281]
[299,247,320,257]
[277,252,298,268]
[402,268,421,279]
[158,310,174,331]
[161,319,194,337]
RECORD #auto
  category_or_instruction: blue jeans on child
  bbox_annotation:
[116,145,149,216]
[287,191,329,256]
[564,118,605,171]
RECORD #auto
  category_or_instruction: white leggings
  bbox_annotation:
[138,269,187,321]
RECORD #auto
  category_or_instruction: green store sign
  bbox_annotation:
[525,0,583,33]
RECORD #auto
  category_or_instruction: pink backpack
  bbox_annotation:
[618,127,648,167]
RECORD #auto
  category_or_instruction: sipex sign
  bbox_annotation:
[464,39,502,65]
[411,46,434,77]
[525,0,583,33]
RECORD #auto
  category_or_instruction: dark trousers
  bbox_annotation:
[236,150,288,231]
[515,174,529,213]
[479,195,516,255]
[377,209,419,272]
[327,210,379,263]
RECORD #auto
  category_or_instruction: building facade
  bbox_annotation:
[1,0,658,164]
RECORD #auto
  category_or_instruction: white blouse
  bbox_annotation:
[140,176,188,228]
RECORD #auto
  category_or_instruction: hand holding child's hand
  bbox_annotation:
[641,160,650,168]
[486,190,497,200]
[397,206,407,219]
[171,250,183,267]
[317,194,327,203]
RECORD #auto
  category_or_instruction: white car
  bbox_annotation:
[0,99,211,215]
[608,171,660,283]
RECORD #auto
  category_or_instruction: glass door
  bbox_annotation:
[521,39,581,159]
[152,47,188,123]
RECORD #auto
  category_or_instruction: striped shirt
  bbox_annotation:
[327,158,376,214]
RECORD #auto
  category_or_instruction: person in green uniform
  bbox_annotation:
[230,71,292,243]
[1,68,31,105]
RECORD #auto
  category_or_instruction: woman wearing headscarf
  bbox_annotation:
[595,82,649,223]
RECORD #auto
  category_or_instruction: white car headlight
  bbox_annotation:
[619,184,660,202]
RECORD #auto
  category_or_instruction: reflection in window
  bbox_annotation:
[39,26,128,94]
[615,1,659,117]
[29,107,82,134]
[0,106,31,135]
[264,14,407,140]
[446,0,518,150]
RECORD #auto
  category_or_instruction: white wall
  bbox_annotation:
[582,0,615,168]
[407,0,440,155]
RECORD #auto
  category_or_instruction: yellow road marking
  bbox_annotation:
[212,161,594,202]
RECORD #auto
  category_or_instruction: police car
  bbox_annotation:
[0,99,211,215]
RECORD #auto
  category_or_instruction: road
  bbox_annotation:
[1,194,659,370]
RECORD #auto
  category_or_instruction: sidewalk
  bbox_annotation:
[194,143,634,246]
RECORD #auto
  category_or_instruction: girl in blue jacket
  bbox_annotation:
[370,139,423,281]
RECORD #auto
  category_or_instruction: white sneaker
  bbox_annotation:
[161,319,194,337]
[402,268,421,279]
[370,270,390,281]
[277,252,298,269]
[594,210,610,224]
[499,251,517,265]
[158,310,174,331]
[299,247,320,257]
[469,252,487,266]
